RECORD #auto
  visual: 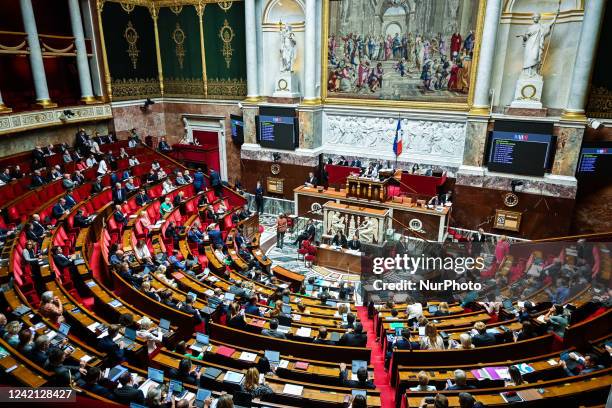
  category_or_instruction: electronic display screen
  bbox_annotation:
[230,114,244,144]
[487,131,554,176]
[576,145,612,177]
[257,115,297,150]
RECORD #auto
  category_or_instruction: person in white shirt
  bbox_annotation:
[85,155,97,168]
[89,139,102,155]
[97,158,108,176]
[156,168,167,180]
[128,156,140,167]
[137,317,163,354]
[419,323,446,350]
[161,179,175,195]
[134,239,152,262]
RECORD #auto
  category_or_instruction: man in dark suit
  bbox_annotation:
[52,198,69,219]
[81,367,115,400]
[113,205,128,226]
[30,170,45,189]
[193,168,206,192]
[97,325,126,365]
[338,363,375,389]
[341,313,356,330]
[207,225,224,248]
[293,219,316,246]
[313,327,333,345]
[44,347,85,386]
[350,159,362,168]
[339,322,367,347]
[348,235,361,251]
[135,190,151,207]
[113,371,144,405]
[173,191,185,206]
[305,172,318,187]
[91,177,104,194]
[32,146,47,169]
[75,128,89,155]
[73,209,91,228]
[261,318,286,339]
[27,334,51,366]
[158,136,172,153]
[210,169,222,197]
[31,214,46,239]
[331,231,347,248]
[179,295,202,324]
[52,246,76,274]
[471,321,496,347]
[112,183,127,204]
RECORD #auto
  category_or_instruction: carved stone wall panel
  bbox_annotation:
[324,114,466,167]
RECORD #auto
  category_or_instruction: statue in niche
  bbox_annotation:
[279,22,296,72]
[517,13,558,77]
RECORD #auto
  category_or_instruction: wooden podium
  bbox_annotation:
[346,175,392,202]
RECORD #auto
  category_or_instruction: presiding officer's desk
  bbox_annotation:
[316,244,362,274]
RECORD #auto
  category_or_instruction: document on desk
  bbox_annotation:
[278,360,290,369]
[239,352,257,362]
[223,371,245,384]
[295,327,311,337]
[282,384,304,396]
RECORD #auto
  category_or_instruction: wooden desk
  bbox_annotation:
[316,244,362,274]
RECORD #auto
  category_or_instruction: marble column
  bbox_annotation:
[470,0,502,115]
[562,0,606,120]
[303,0,317,102]
[0,89,12,113]
[20,0,56,108]
[244,0,259,101]
[68,0,95,103]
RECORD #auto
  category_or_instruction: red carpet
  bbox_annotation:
[357,306,395,408]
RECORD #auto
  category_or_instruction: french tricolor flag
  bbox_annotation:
[393,119,403,157]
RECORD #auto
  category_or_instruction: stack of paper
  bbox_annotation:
[278,360,290,369]
[295,327,312,337]
[282,384,304,396]
[223,371,245,384]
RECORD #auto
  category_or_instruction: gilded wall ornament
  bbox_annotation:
[120,2,135,13]
[124,21,140,69]
[172,23,186,69]
[169,4,183,15]
[218,1,233,12]
[218,19,234,69]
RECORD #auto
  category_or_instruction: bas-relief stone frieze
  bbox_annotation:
[240,147,319,167]
[456,171,577,199]
[324,115,466,164]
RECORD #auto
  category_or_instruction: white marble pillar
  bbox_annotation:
[68,0,95,103]
[303,0,317,102]
[244,0,259,101]
[20,0,55,108]
[470,0,502,115]
[562,0,606,120]
[0,89,12,113]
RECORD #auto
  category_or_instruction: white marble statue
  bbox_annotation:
[279,23,296,73]
[358,217,375,243]
[329,211,347,235]
[517,13,557,77]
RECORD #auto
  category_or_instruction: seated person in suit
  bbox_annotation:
[175,171,188,185]
[560,353,605,376]
[73,209,91,228]
[341,313,356,329]
[338,362,375,389]
[135,189,151,206]
[45,347,87,386]
[207,225,224,248]
[347,235,361,251]
[125,177,137,192]
[30,170,46,188]
[52,198,70,219]
[62,174,75,190]
[169,358,200,386]
[305,171,318,187]
[173,191,186,206]
[117,262,144,287]
[313,327,333,345]
[292,219,316,246]
[244,296,261,317]
[331,231,347,248]
[471,321,496,347]
[445,369,475,390]
[113,205,128,225]
[158,136,172,152]
[410,371,437,392]
[97,324,126,365]
[339,322,367,347]
[82,366,114,400]
[27,334,51,366]
[164,221,180,241]
[113,183,127,204]
[168,249,187,271]
[261,318,286,339]
[179,295,202,324]
[113,371,144,405]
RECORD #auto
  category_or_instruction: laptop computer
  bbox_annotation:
[428,305,438,314]
[194,388,212,408]
[158,318,171,334]
[305,284,314,292]
[351,360,367,374]
[264,350,280,368]
[352,390,367,397]
[139,367,165,394]
[190,333,210,352]
[282,295,290,303]
[224,292,235,302]
[281,304,292,315]
[167,379,188,400]
[51,323,71,346]
[120,327,137,348]
[107,365,128,382]
[187,292,198,302]
[326,300,337,307]
[502,299,515,312]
